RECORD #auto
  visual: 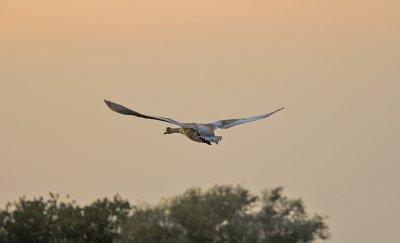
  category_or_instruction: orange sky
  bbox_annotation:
[1,1,399,243]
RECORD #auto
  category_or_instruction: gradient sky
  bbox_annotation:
[1,1,399,242]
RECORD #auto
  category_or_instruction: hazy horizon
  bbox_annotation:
[1,1,399,242]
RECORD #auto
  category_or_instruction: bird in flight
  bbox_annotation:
[104,100,284,145]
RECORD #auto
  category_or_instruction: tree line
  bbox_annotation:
[0,185,329,243]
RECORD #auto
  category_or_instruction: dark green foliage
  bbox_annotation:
[255,187,329,243]
[120,206,188,243]
[118,185,329,243]
[0,185,329,243]
[0,194,130,243]
[168,186,257,243]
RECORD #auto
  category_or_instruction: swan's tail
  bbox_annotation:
[201,136,222,144]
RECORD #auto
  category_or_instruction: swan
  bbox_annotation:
[104,100,284,145]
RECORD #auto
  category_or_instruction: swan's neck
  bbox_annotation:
[167,128,182,134]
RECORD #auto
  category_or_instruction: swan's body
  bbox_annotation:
[104,100,284,145]
[164,127,219,145]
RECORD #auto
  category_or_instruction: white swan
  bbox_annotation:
[104,100,284,145]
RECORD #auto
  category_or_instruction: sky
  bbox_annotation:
[1,1,399,242]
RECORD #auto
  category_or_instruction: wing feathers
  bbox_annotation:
[104,100,186,127]
[105,99,284,130]
[209,107,284,130]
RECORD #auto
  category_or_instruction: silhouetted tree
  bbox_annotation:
[0,185,329,243]
[0,193,130,243]
[118,185,329,243]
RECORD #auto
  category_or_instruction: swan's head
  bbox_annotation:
[164,127,172,134]
[164,127,180,134]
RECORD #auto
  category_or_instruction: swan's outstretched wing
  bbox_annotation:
[208,107,284,130]
[104,100,187,128]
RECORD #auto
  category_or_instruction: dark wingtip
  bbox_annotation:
[104,99,111,107]
[104,99,117,112]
